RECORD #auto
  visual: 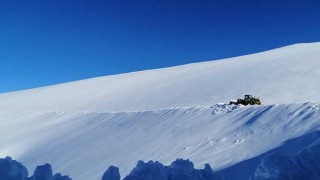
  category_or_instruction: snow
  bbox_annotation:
[253,145,320,180]
[102,166,120,180]
[28,164,53,180]
[122,159,216,180]
[0,156,28,180]
[1,103,320,179]
[211,104,240,114]
[1,43,320,112]
[0,42,320,179]
[29,163,72,180]
[0,157,70,180]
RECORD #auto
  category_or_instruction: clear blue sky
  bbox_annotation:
[1,0,320,93]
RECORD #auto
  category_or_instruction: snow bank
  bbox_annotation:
[253,145,320,180]
[29,163,71,180]
[102,166,120,180]
[0,157,216,180]
[0,156,28,180]
[0,157,71,180]
[113,158,217,180]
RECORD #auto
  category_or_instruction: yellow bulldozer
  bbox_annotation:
[229,95,261,106]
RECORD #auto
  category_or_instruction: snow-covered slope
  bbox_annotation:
[1,42,320,179]
[1,43,320,112]
[1,103,320,179]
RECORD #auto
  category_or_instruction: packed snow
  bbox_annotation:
[1,43,320,179]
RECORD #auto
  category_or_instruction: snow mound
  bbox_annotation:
[0,157,71,180]
[122,158,216,180]
[102,166,120,180]
[0,156,28,180]
[29,163,71,180]
[211,104,240,114]
[253,145,320,180]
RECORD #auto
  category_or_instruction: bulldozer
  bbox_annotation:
[229,95,261,106]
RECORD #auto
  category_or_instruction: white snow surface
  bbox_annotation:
[1,43,320,112]
[1,42,320,179]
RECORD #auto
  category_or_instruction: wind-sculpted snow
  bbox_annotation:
[1,102,320,179]
[0,157,71,180]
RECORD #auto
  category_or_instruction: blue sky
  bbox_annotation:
[1,0,320,93]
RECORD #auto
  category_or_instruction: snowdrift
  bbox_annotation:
[1,103,320,179]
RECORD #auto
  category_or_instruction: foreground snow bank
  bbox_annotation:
[1,157,216,180]
[103,158,217,180]
[4,146,320,180]
[29,163,71,180]
[1,102,320,179]
[0,157,71,180]
[0,157,28,180]
[254,145,320,180]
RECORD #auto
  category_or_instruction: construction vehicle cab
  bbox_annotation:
[244,95,252,100]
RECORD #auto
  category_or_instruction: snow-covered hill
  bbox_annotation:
[1,43,320,112]
[1,42,320,179]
